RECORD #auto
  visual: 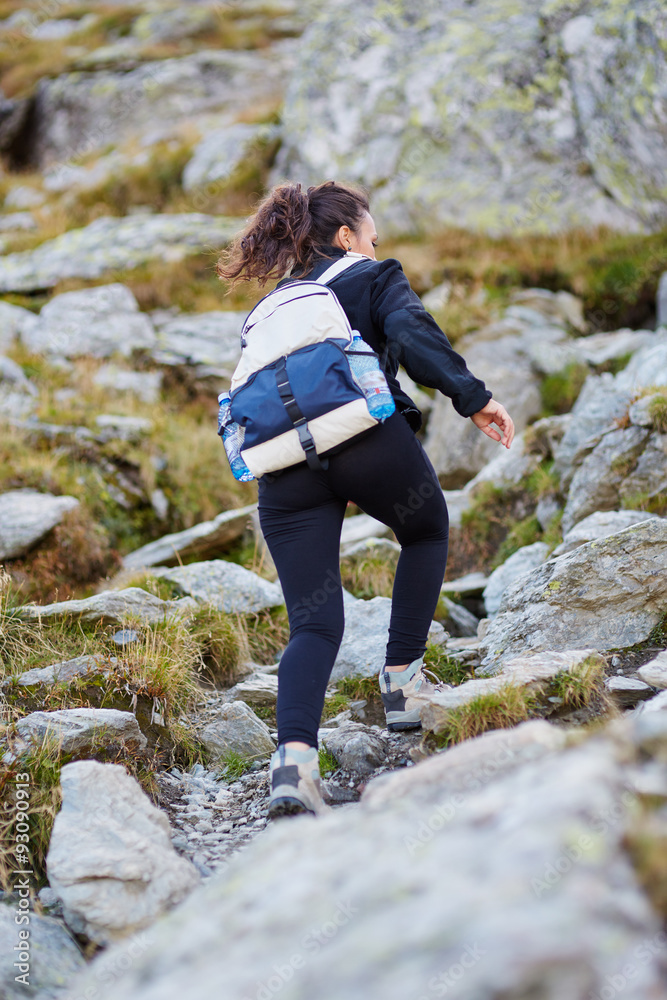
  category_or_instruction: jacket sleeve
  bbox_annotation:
[370,258,492,418]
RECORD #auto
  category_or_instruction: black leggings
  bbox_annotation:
[257,410,449,747]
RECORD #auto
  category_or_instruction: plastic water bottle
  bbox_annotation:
[217,393,255,482]
[346,333,396,421]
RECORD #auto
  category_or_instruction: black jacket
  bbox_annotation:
[277,245,491,433]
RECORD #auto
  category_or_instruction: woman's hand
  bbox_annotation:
[470,399,515,449]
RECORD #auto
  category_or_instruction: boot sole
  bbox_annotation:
[267,796,315,821]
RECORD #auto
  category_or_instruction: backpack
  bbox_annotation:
[217,254,396,481]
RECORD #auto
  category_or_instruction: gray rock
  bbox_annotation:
[59,719,667,1000]
[276,0,667,237]
[3,653,115,690]
[420,649,602,734]
[535,494,561,531]
[0,215,240,294]
[552,373,632,489]
[30,286,155,360]
[479,518,667,671]
[0,211,37,232]
[3,186,45,210]
[123,504,257,569]
[634,690,667,716]
[638,652,667,691]
[339,536,401,561]
[424,330,542,486]
[321,722,387,776]
[618,433,667,507]
[561,425,652,533]
[0,355,38,419]
[574,328,658,367]
[339,513,392,547]
[441,572,489,598]
[437,595,479,638]
[152,310,247,373]
[363,718,567,808]
[330,596,446,682]
[0,489,79,560]
[0,300,38,351]
[46,760,200,945]
[553,510,659,556]
[92,365,162,403]
[509,288,586,332]
[614,340,667,394]
[483,542,550,616]
[183,123,274,192]
[95,414,153,442]
[604,675,653,708]
[31,50,290,167]
[18,587,195,626]
[11,708,146,759]
[200,701,275,761]
[462,431,541,493]
[131,7,217,43]
[152,560,284,614]
[113,630,140,648]
[658,272,667,329]
[227,672,279,708]
[0,900,85,999]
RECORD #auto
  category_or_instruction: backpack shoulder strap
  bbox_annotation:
[315,253,371,285]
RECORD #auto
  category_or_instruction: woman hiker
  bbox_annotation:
[216,180,514,820]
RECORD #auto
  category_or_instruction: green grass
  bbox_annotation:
[426,683,539,748]
[546,655,607,710]
[339,550,398,600]
[318,747,338,775]
[423,644,470,686]
[647,393,667,433]
[540,363,589,417]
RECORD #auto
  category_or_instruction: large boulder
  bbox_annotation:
[482,542,550,616]
[8,708,147,761]
[0,489,79,560]
[419,649,603,734]
[274,0,667,236]
[0,215,240,294]
[152,560,284,614]
[122,504,257,570]
[152,310,247,374]
[423,318,548,485]
[0,900,85,999]
[0,300,38,351]
[552,509,660,556]
[330,595,446,682]
[28,49,290,168]
[46,760,200,945]
[183,122,274,192]
[479,518,667,671]
[17,587,195,626]
[23,284,156,359]
[200,701,275,760]
[58,718,667,1000]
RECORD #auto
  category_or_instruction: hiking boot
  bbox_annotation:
[378,656,452,731]
[267,743,331,820]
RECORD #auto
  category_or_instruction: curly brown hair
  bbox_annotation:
[216,180,370,289]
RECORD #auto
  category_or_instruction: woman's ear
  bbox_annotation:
[334,225,351,250]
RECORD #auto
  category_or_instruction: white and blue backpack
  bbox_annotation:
[217,253,396,481]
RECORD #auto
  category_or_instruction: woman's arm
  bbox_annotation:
[370,258,492,418]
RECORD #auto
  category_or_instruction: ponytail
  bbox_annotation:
[216,180,370,289]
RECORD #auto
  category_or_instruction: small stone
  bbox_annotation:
[112,629,140,648]
[638,652,667,690]
[201,701,275,760]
